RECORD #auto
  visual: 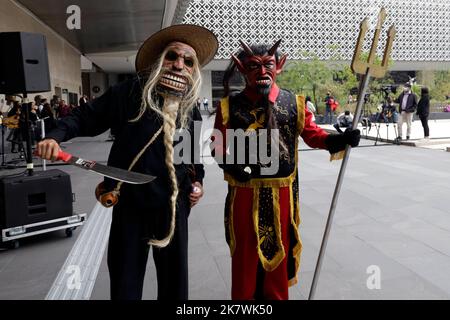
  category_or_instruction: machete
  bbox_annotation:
[56,150,155,184]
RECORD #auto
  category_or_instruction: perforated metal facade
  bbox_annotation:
[174,0,450,63]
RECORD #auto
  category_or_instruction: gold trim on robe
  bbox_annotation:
[296,95,306,134]
[221,93,309,286]
[220,97,230,126]
[227,186,237,256]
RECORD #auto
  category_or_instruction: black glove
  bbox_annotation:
[325,128,361,154]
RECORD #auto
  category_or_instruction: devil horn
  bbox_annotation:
[239,40,254,56]
[268,39,282,56]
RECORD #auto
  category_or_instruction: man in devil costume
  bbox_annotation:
[37,25,218,300]
[211,40,360,300]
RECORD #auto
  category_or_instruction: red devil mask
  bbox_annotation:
[232,40,287,97]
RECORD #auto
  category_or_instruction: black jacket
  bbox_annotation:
[395,92,418,113]
[417,95,430,118]
[46,77,204,212]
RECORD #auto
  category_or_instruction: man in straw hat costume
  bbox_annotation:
[37,25,219,300]
[211,40,360,300]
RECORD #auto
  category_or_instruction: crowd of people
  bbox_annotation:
[0,94,91,154]
[307,83,432,141]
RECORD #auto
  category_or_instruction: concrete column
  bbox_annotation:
[199,70,213,111]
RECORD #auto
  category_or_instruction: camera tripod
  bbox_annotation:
[359,95,372,138]
[374,113,398,145]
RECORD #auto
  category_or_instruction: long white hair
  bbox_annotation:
[133,46,202,248]
[133,46,202,128]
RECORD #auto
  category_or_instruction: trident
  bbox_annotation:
[308,7,396,300]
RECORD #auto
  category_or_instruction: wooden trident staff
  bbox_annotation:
[308,7,396,300]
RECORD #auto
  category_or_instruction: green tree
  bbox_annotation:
[431,71,450,102]
[278,50,357,114]
[277,51,332,112]
[277,47,396,115]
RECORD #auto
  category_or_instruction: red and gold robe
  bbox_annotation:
[212,84,329,296]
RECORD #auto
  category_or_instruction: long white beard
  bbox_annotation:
[162,95,181,117]
[147,95,180,248]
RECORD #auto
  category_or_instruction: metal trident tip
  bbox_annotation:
[351,7,396,78]
[388,25,396,37]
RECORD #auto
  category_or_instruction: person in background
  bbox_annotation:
[34,95,42,106]
[347,95,354,105]
[382,96,398,123]
[333,110,353,133]
[202,96,209,112]
[417,87,430,140]
[57,100,72,118]
[79,95,89,107]
[32,95,42,117]
[40,102,56,133]
[50,95,60,118]
[305,96,316,122]
[324,91,334,124]
[0,98,8,115]
[38,98,47,118]
[395,83,417,141]
[6,101,22,153]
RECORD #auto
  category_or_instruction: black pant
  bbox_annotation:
[420,116,429,137]
[107,199,189,300]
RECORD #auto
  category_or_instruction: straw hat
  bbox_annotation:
[135,24,219,74]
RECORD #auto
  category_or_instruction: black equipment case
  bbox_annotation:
[0,169,86,247]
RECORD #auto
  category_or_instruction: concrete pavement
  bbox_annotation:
[320,118,450,151]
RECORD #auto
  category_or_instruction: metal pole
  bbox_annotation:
[308,72,371,300]
[22,94,34,176]
[1,116,5,166]
[40,118,47,171]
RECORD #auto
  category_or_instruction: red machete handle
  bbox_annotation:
[57,150,73,162]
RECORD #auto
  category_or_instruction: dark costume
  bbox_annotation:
[41,24,219,300]
[417,90,430,138]
[212,42,360,300]
[46,78,204,299]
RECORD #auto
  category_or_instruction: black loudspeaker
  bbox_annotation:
[0,169,73,229]
[0,32,51,94]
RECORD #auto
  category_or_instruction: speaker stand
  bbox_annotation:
[20,94,34,176]
[0,119,6,167]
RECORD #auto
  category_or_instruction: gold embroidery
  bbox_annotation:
[247,109,265,131]
[288,140,303,287]
[224,91,305,285]
[253,187,286,272]
[296,95,306,134]
[228,186,237,256]
[273,101,289,116]
[220,97,230,126]
[259,225,275,249]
